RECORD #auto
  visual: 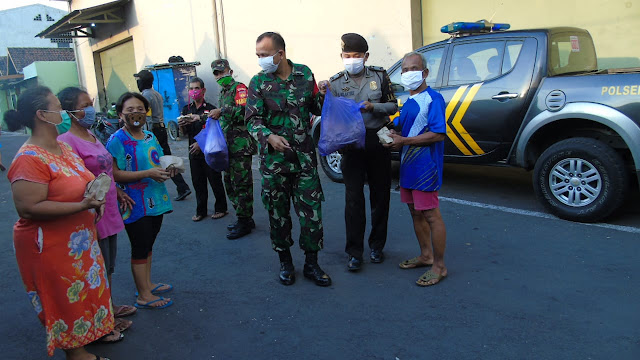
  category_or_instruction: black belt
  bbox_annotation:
[151,122,165,128]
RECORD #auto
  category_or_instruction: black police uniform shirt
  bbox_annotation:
[181,101,216,159]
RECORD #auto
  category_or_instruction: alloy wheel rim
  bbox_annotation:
[549,157,602,207]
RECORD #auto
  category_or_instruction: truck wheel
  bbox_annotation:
[167,121,179,141]
[319,151,344,183]
[533,137,628,222]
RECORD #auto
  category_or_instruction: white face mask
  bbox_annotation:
[401,70,426,90]
[343,58,365,75]
[258,52,281,73]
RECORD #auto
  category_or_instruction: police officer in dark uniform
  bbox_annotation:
[325,33,398,271]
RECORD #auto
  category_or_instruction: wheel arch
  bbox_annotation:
[515,103,640,173]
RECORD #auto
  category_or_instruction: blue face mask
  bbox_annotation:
[72,106,96,128]
[41,110,72,135]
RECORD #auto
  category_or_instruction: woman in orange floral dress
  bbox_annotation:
[5,86,120,360]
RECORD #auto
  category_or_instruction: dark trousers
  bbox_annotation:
[190,157,227,216]
[151,124,190,194]
[341,130,391,259]
[124,215,163,262]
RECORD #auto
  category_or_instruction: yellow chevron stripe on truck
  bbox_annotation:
[451,83,485,155]
[445,85,473,155]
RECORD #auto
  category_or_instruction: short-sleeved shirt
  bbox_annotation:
[59,130,125,239]
[142,88,164,125]
[329,66,398,130]
[181,101,216,160]
[394,86,446,192]
[106,129,172,224]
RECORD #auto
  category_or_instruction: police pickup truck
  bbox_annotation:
[312,21,640,223]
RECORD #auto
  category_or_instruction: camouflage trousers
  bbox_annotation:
[261,168,325,252]
[224,155,254,219]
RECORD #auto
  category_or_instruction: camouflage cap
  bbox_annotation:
[341,33,368,53]
[211,59,230,73]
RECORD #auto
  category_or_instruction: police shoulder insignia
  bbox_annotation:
[329,71,345,82]
[370,81,378,91]
[368,65,384,72]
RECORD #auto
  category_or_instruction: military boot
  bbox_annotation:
[227,218,256,231]
[226,217,254,240]
[303,252,331,287]
[278,250,295,285]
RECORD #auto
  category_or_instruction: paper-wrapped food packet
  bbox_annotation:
[84,173,111,201]
[159,155,185,173]
[376,127,394,144]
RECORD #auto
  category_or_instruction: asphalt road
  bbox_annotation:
[1,132,639,360]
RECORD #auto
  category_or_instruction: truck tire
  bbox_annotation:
[167,121,179,141]
[533,137,628,222]
[319,151,344,183]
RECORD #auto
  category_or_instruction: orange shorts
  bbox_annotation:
[400,188,439,210]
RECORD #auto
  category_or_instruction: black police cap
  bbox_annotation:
[341,33,368,53]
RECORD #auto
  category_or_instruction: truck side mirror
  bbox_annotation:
[391,83,405,93]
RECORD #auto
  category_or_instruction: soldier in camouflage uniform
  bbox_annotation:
[246,32,331,287]
[209,59,257,239]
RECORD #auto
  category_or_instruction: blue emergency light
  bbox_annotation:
[441,21,510,34]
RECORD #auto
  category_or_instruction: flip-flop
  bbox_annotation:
[211,211,228,219]
[416,269,447,287]
[94,356,110,360]
[134,297,173,309]
[192,214,205,222]
[134,283,173,297]
[113,304,137,318]
[114,318,132,333]
[95,331,124,343]
[399,257,433,269]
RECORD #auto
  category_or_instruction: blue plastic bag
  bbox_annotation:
[194,118,229,172]
[318,90,366,156]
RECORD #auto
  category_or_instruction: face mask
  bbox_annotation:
[401,70,426,90]
[123,112,146,128]
[217,75,233,87]
[41,110,72,135]
[71,106,96,128]
[258,52,280,73]
[343,58,365,75]
[189,89,204,101]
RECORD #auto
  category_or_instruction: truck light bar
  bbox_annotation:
[441,21,510,34]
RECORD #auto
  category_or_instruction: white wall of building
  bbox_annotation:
[71,0,415,109]
[0,4,69,56]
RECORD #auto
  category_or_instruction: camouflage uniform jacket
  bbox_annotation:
[219,80,257,157]
[246,60,323,174]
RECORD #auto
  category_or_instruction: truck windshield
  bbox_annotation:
[548,31,597,76]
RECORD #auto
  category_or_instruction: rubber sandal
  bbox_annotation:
[192,214,205,222]
[114,318,132,333]
[134,283,173,297]
[399,257,433,269]
[211,211,228,219]
[416,269,447,287]
[113,304,137,318]
[134,297,174,309]
[95,356,110,360]
[95,331,124,343]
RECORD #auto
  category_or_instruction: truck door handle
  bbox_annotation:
[492,92,519,100]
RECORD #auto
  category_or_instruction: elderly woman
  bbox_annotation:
[57,87,138,333]
[5,86,119,359]
[106,92,176,310]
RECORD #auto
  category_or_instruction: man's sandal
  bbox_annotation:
[399,257,433,269]
[416,270,447,287]
[211,211,228,220]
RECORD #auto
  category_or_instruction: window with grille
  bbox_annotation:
[34,14,42,21]
[46,14,55,21]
